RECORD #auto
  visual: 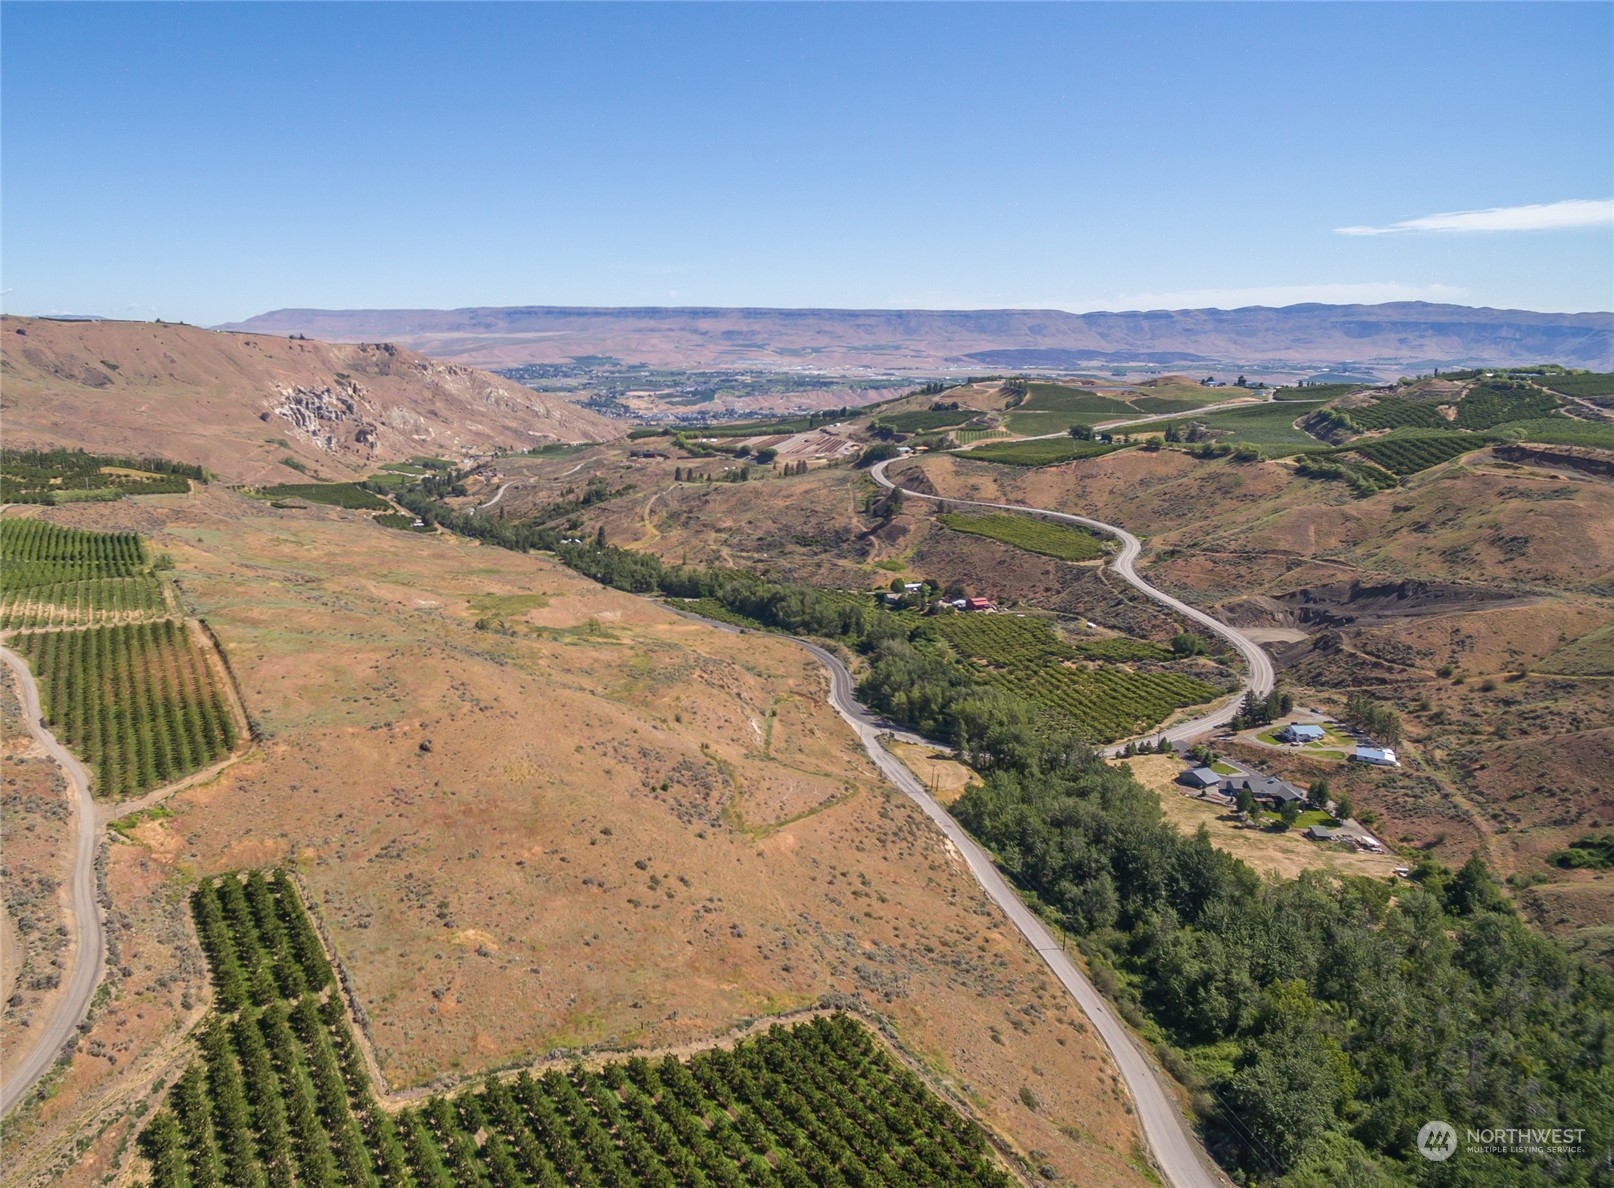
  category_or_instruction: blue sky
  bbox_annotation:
[3,2,1610,324]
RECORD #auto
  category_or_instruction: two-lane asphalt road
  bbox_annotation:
[663,600,1224,1186]
[869,456,1275,750]
[791,635,1224,1188]
[1,646,103,1118]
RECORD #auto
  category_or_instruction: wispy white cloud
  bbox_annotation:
[1336,198,1614,237]
[1079,281,1469,312]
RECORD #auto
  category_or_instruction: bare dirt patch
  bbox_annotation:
[886,741,980,804]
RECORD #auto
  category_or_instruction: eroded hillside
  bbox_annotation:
[0,317,618,485]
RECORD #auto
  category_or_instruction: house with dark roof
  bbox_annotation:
[1220,774,1306,808]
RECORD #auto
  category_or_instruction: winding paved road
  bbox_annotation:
[665,602,1226,1187]
[802,640,1226,1188]
[869,456,1275,750]
[1,646,103,1118]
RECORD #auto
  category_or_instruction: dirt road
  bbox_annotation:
[0,646,103,1118]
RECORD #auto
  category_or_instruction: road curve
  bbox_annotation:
[869,456,1274,750]
[792,636,1224,1188]
[0,646,104,1118]
[662,603,1222,1187]
[477,481,516,511]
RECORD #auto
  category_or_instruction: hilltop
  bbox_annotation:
[0,317,618,485]
[220,301,1614,372]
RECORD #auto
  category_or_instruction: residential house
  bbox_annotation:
[1353,745,1399,767]
[1277,723,1325,744]
[962,597,996,612]
[1220,774,1306,808]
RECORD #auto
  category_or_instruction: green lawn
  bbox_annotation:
[1210,761,1238,775]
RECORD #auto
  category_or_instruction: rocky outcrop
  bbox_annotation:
[268,383,378,454]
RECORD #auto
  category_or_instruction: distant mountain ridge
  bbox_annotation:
[220,302,1614,372]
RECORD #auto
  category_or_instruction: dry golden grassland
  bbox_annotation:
[1,487,1157,1188]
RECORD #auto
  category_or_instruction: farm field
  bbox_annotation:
[12,618,237,799]
[146,872,1013,1188]
[871,409,978,434]
[1338,431,1496,476]
[0,573,169,629]
[927,614,1221,744]
[2,518,237,797]
[259,483,392,511]
[1540,371,1614,400]
[936,510,1105,561]
[1004,384,1146,436]
[951,427,1009,444]
[1,519,147,591]
[1272,383,1371,402]
[0,447,201,504]
[1339,383,1562,433]
[964,438,1129,467]
[1187,402,1327,455]
[1500,415,1614,450]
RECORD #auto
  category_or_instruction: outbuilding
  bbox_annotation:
[1354,746,1399,767]
[1178,766,1222,790]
